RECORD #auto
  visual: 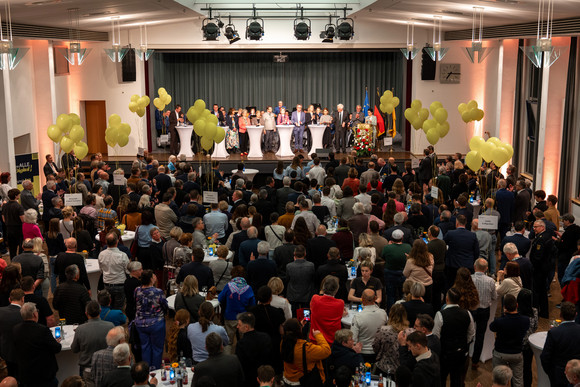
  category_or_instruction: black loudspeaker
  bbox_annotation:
[121,48,136,82]
[421,49,436,81]
[316,148,330,159]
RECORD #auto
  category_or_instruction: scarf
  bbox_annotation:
[228,277,249,300]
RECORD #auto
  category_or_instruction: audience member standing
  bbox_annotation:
[470,258,497,370]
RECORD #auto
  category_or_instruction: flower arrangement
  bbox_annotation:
[353,124,374,157]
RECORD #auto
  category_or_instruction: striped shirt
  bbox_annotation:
[471,271,497,309]
[97,207,117,230]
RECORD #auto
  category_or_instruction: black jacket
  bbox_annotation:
[193,352,245,387]
[13,321,61,384]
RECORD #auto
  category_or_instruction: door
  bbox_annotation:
[85,101,107,155]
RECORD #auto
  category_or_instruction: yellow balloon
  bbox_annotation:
[487,137,501,145]
[437,122,450,137]
[412,118,423,130]
[422,119,436,132]
[469,136,485,152]
[187,109,198,124]
[57,114,73,133]
[130,94,140,102]
[404,108,415,122]
[109,114,122,127]
[383,90,393,99]
[47,125,63,142]
[392,97,400,108]
[69,113,81,126]
[119,123,131,136]
[60,136,75,153]
[129,102,138,113]
[458,103,468,113]
[69,125,85,142]
[465,150,482,172]
[105,127,117,147]
[411,100,422,111]
[153,98,164,110]
[214,127,226,143]
[480,141,497,162]
[474,108,485,121]
[117,134,129,147]
[194,99,206,111]
[158,87,167,96]
[207,115,218,126]
[434,108,448,124]
[162,94,172,105]
[73,141,89,160]
[418,108,429,121]
[429,101,443,116]
[384,103,394,115]
[202,109,212,118]
[467,100,478,110]
[205,123,218,140]
[194,120,206,137]
[141,96,150,106]
[426,128,440,145]
[200,136,214,151]
[503,143,514,159]
[137,96,149,108]
[492,147,510,167]
[136,107,146,117]
[461,111,472,123]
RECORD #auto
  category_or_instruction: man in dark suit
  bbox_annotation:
[246,241,277,292]
[272,230,297,279]
[231,218,251,266]
[503,242,533,290]
[235,312,271,387]
[275,177,296,215]
[43,154,58,178]
[530,220,554,318]
[100,343,138,387]
[291,104,306,153]
[254,189,275,225]
[306,225,337,269]
[41,180,59,223]
[495,179,515,241]
[13,302,62,386]
[418,148,432,186]
[332,104,349,153]
[541,302,580,387]
[383,212,415,245]
[316,247,348,301]
[333,157,350,187]
[443,215,479,289]
[0,289,24,377]
[499,221,531,269]
[514,180,531,223]
[193,333,245,387]
[168,104,183,155]
[152,165,172,199]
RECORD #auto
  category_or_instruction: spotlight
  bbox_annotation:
[320,22,336,43]
[336,17,354,40]
[246,18,264,40]
[224,25,241,44]
[202,18,220,41]
[294,18,311,40]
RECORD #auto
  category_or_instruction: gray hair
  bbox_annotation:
[334,329,353,344]
[127,261,142,272]
[353,202,365,215]
[492,365,513,385]
[23,209,38,224]
[567,359,580,381]
[283,176,291,186]
[65,264,79,281]
[257,241,270,255]
[21,302,37,320]
[393,212,405,225]
[363,204,372,215]
[22,180,33,189]
[321,275,339,296]
[235,178,245,189]
[474,258,488,271]
[113,343,131,365]
[503,242,518,256]
[358,247,373,261]
[410,282,426,298]
[106,326,126,346]
[46,180,56,190]
[22,239,34,250]
[259,189,268,200]
[51,196,62,206]
[247,226,258,239]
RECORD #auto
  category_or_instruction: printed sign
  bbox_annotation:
[478,215,499,230]
[64,193,83,206]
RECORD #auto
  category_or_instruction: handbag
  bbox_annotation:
[299,342,323,387]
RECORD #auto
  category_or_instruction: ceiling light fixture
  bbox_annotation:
[465,7,493,64]
[293,8,311,40]
[58,8,91,65]
[135,25,154,61]
[202,8,221,41]
[246,7,264,41]
[319,16,336,43]
[424,16,448,61]
[336,8,354,40]
[400,22,419,60]
[224,16,240,44]
[104,17,128,62]
[0,0,29,70]
[521,0,560,68]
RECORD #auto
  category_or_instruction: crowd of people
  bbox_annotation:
[157,101,379,156]
[0,147,579,387]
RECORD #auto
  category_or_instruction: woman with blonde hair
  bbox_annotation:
[238,109,250,156]
[391,178,406,203]
[174,274,204,323]
[403,239,435,303]
[453,267,480,310]
[116,194,131,221]
[373,304,409,375]
[284,156,305,180]
[59,206,75,239]
[353,233,376,263]
[22,209,42,240]
[268,276,292,319]
[166,309,192,363]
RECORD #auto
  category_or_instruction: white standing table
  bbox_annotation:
[529,331,549,387]
[167,294,220,310]
[85,259,101,300]
[95,230,135,247]
[50,325,79,383]
[276,125,295,157]
[211,127,229,158]
[230,169,259,182]
[246,125,264,158]
[309,124,326,152]
[176,125,194,157]
[468,298,499,362]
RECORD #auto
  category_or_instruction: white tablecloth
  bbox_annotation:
[230,169,259,182]
[309,124,326,151]
[529,331,549,387]
[50,325,78,382]
[167,293,220,310]
[468,298,499,362]
[276,125,294,157]
[176,125,194,157]
[95,230,135,247]
[246,125,264,158]
[211,127,229,158]
[85,259,101,300]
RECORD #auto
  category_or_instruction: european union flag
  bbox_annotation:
[363,89,370,118]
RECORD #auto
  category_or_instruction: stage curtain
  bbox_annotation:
[152,50,404,142]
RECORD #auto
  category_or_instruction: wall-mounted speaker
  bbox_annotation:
[421,49,436,81]
[121,48,136,82]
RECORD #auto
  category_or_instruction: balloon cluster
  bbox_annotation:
[153,88,172,111]
[465,136,514,171]
[404,100,450,145]
[458,100,485,123]
[404,100,430,130]
[105,114,132,148]
[47,113,89,159]
[128,95,150,117]
[185,99,226,151]
[379,90,400,115]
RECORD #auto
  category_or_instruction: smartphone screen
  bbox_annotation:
[303,309,311,321]
[422,237,428,244]
[365,372,371,384]
[169,369,175,381]
[351,267,356,277]
[357,304,363,312]
[55,326,61,338]
[209,247,214,256]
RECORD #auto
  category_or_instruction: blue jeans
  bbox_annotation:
[138,319,165,369]
[49,257,57,294]
[384,269,405,311]
[293,126,304,150]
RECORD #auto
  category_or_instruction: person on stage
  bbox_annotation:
[306,105,318,125]
[273,101,286,116]
[320,108,333,149]
[332,104,349,153]
[238,109,250,156]
[251,110,262,126]
[277,107,290,125]
[291,104,306,153]
[365,109,378,146]
[169,104,183,155]
[262,106,277,153]
[225,108,240,154]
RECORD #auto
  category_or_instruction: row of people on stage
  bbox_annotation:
[157,100,379,156]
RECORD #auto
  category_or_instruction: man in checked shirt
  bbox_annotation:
[470,258,497,370]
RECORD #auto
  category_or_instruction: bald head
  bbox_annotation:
[361,289,376,305]
[474,258,488,272]
[316,224,327,236]
[0,377,17,387]
[240,217,251,230]
[471,219,479,231]
[65,237,77,251]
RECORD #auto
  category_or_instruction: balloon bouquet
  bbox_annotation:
[47,113,89,160]
[404,100,451,145]
[185,99,226,153]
